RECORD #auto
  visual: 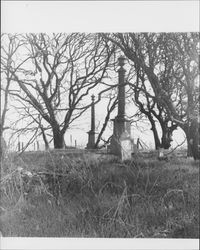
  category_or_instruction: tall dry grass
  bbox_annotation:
[0,150,199,238]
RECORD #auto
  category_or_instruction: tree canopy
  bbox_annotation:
[1,32,199,158]
[102,33,199,157]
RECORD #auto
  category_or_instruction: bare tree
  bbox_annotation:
[2,33,116,149]
[129,68,178,149]
[1,34,26,157]
[102,33,199,158]
[10,107,51,150]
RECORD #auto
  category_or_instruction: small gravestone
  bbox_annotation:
[86,95,96,149]
[158,148,168,161]
[119,131,132,161]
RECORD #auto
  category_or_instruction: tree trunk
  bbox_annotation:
[0,135,3,161]
[161,125,173,150]
[53,129,65,149]
[95,98,117,149]
[40,126,49,150]
[150,121,161,150]
[94,110,112,148]
[0,135,7,161]
[161,136,171,149]
[145,113,161,150]
[183,120,200,159]
[186,134,193,157]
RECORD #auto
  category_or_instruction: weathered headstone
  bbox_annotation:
[86,95,96,149]
[158,147,169,161]
[109,56,133,160]
[120,131,133,161]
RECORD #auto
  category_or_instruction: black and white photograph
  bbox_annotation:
[0,1,199,250]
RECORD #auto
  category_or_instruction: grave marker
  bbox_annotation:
[109,56,133,160]
[86,95,96,149]
[120,131,133,161]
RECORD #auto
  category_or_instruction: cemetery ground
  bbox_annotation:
[0,150,199,238]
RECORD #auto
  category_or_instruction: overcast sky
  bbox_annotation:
[2,1,199,33]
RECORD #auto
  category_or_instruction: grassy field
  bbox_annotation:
[0,150,199,238]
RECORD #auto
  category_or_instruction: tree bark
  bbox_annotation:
[160,124,174,149]
[151,126,161,150]
[42,131,49,150]
[161,135,172,149]
[148,117,161,150]
[39,125,49,150]
[0,134,7,161]
[53,128,65,149]
[186,134,193,157]
[183,120,200,159]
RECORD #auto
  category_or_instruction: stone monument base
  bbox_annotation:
[86,130,96,149]
[109,116,134,160]
[110,131,134,161]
